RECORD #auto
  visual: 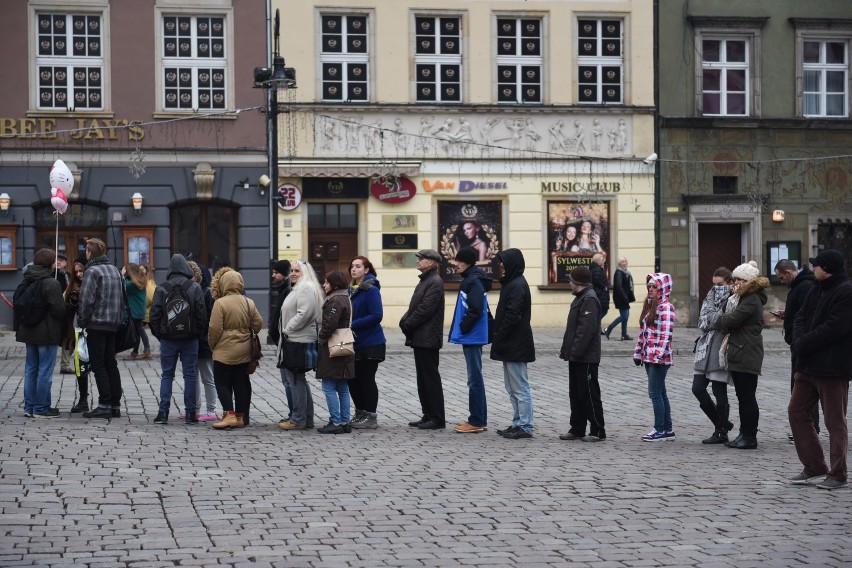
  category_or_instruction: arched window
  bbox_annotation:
[171,202,236,273]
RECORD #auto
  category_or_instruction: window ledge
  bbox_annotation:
[152,112,237,120]
[26,111,115,119]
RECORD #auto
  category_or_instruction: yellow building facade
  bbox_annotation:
[273,0,656,327]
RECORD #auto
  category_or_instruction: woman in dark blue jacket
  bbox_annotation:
[348,256,386,429]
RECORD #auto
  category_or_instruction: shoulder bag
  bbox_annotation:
[245,297,262,374]
[328,297,356,358]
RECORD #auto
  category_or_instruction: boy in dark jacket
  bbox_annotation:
[490,248,535,439]
[448,246,492,434]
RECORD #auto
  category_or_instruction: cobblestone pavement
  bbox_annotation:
[0,326,849,567]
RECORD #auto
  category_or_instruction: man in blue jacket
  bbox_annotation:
[448,246,492,433]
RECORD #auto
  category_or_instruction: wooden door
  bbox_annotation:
[697,223,741,300]
[308,230,359,279]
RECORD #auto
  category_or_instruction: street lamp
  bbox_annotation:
[254,9,296,262]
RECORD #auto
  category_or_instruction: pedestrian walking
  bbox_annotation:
[604,256,635,340]
[717,261,769,450]
[788,249,852,490]
[634,272,676,441]
[149,254,208,425]
[348,255,386,430]
[491,248,535,440]
[316,271,356,434]
[448,246,492,434]
[559,265,606,442]
[400,249,446,430]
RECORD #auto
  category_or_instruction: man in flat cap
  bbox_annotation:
[789,249,852,490]
[400,249,446,430]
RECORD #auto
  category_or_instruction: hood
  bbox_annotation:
[219,270,244,296]
[462,264,493,292]
[497,248,525,283]
[24,264,53,281]
[737,276,770,304]
[167,254,193,280]
[791,266,815,289]
[356,272,381,291]
[646,272,672,303]
[210,266,235,299]
[199,264,212,289]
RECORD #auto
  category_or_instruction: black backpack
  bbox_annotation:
[13,278,47,331]
[159,280,196,339]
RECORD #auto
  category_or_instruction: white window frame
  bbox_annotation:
[319,13,371,103]
[29,4,111,114]
[700,37,750,116]
[494,15,544,104]
[576,17,625,105]
[154,5,234,115]
[413,14,463,103]
[691,19,765,118]
[793,22,852,118]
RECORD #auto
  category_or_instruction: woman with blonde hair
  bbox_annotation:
[124,263,151,360]
[140,264,156,328]
[277,259,323,431]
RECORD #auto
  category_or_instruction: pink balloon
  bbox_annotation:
[50,160,74,194]
[51,187,68,215]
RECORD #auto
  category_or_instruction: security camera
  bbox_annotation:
[643,152,658,165]
[258,174,272,188]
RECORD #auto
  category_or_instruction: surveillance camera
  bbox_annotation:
[258,174,272,188]
[643,152,658,165]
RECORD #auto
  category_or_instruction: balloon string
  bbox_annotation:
[55,212,59,279]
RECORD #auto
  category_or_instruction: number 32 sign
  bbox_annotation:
[275,183,303,211]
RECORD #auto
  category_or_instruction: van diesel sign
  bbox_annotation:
[422,180,508,192]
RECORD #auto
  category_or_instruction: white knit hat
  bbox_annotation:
[732,260,760,281]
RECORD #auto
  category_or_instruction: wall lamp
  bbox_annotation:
[131,192,144,215]
[772,209,785,222]
[240,175,272,196]
[0,193,10,216]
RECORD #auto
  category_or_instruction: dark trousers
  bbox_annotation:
[213,361,252,419]
[413,347,445,425]
[790,354,820,432]
[350,359,380,413]
[87,329,122,408]
[568,362,605,437]
[789,372,848,482]
[731,371,759,437]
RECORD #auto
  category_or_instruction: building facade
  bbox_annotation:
[658,0,852,322]
[0,0,271,328]
[273,0,656,326]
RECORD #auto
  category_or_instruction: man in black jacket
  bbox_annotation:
[400,249,446,430]
[490,248,535,439]
[789,249,852,490]
[559,266,605,442]
[775,259,818,437]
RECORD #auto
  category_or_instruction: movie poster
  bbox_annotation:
[437,201,502,282]
[547,201,610,284]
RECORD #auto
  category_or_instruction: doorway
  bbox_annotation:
[697,223,742,300]
[307,202,358,277]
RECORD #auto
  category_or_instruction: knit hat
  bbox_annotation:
[569,266,592,286]
[272,259,291,275]
[809,249,845,275]
[415,249,442,262]
[74,256,86,267]
[454,246,478,266]
[732,260,760,281]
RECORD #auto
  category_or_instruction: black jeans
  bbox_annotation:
[791,354,820,432]
[87,329,122,408]
[213,361,251,418]
[732,371,759,437]
[413,347,445,425]
[568,362,605,437]
[691,374,729,408]
[350,359,380,413]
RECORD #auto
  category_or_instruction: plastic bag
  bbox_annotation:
[74,328,90,377]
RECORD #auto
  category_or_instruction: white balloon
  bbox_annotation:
[49,159,74,193]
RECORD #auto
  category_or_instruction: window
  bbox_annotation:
[161,15,227,111]
[307,203,357,229]
[0,226,17,269]
[700,38,749,116]
[496,17,542,103]
[172,203,236,272]
[123,227,155,268]
[577,19,623,104]
[803,40,848,117]
[35,12,105,111]
[320,15,369,102]
[713,176,738,195]
[414,16,462,102]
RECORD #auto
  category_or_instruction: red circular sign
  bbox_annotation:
[276,183,302,211]
[370,176,416,204]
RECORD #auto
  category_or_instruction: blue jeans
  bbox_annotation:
[502,361,533,433]
[464,345,487,426]
[606,308,630,338]
[158,338,198,414]
[279,367,294,419]
[23,344,58,414]
[646,363,672,432]
[322,378,351,424]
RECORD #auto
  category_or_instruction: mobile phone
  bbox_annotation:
[769,310,783,318]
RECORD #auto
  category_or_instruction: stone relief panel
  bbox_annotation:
[314,113,633,158]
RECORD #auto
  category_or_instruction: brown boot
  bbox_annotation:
[212,411,237,430]
[233,413,246,428]
[139,350,152,360]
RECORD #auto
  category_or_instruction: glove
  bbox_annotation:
[633,358,642,367]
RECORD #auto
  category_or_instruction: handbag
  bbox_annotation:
[74,327,91,377]
[719,333,731,370]
[279,339,319,373]
[328,297,355,358]
[245,298,262,374]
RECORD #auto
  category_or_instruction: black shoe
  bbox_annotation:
[185,412,199,425]
[82,407,112,420]
[702,431,729,444]
[34,408,61,419]
[559,431,583,440]
[154,412,168,425]
[71,401,89,413]
[502,428,533,439]
[317,421,345,434]
[408,416,429,427]
[342,423,352,433]
[726,435,757,449]
[621,335,633,341]
[604,328,612,340]
[112,408,121,418]
[497,425,518,436]
[417,420,445,430]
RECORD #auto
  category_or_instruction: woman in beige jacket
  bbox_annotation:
[208,270,263,430]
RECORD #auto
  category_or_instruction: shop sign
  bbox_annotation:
[382,234,418,250]
[302,177,369,199]
[370,176,416,204]
[275,183,302,211]
[422,180,508,193]
[0,117,145,141]
[547,201,611,285]
[541,181,621,193]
